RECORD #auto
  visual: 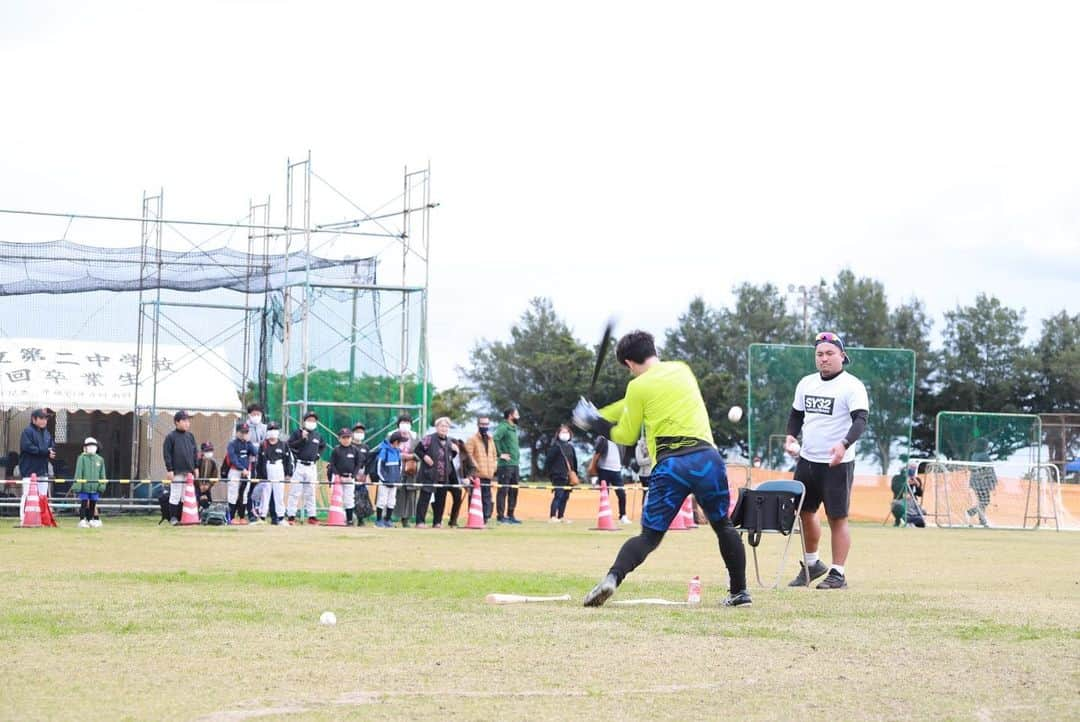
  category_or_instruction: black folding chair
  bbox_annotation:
[731,480,807,589]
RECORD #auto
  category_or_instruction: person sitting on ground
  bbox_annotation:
[196,442,219,512]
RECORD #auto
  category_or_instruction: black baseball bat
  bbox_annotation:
[588,320,615,398]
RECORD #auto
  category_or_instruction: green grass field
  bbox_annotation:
[2,517,1078,721]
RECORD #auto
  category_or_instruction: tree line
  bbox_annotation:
[458,270,1080,477]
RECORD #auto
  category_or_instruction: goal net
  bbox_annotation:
[917,460,1070,530]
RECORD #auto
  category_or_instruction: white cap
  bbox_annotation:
[84,437,98,446]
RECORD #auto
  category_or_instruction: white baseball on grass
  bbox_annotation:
[319,611,337,626]
[727,406,743,423]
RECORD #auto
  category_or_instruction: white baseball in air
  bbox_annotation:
[319,611,337,626]
[785,439,801,456]
[727,406,743,423]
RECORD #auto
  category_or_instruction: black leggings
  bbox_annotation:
[79,498,97,520]
[598,469,626,518]
[608,518,747,593]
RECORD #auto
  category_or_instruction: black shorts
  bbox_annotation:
[794,458,854,518]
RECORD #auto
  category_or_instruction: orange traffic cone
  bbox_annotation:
[680,496,697,529]
[20,476,42,528]
[180,474,201,525]
[39,492,58,527]
[667,499,688,530]
[326,476,347,527]
[465,477,485,530]
[591,480,618,531]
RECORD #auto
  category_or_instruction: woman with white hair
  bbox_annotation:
[415,417,458,528]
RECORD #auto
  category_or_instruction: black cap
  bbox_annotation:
[389,431,407,444]
[30,408,49,419]
[267,421,281,431]
[353,422,366,431]
[236,422,250,433]
[339,427,353,437]
[174,410,191,422]
[201,441,215,452]
[303,410,318,420]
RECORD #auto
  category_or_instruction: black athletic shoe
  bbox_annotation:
[815,569,848,590]
[788,559,829,587]
[583,573,618,607]
[720,590,753,607]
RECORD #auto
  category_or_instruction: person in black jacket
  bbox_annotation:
[257,422,293,525]
[546,424,577,523]
[163,410,198,525]
[287,411,326,525]
[328,428,363,525]
[351,423,372,526]
[19,408,55,524]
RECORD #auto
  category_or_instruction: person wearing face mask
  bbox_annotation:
[494,407,523,524]
[257,422,292,524]
[351,423,373,526]
[546,425,577,523]
[465,415,499,524]
[287,411,326,525]
[196,442,219,512]
[415,417,458,528]
[245,404,269,520]
[391,414,420,528]
[73,437,106,528]
[19,408,55,524]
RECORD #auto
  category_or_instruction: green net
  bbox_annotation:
[935,412,1041,472]
[747,344,916,473]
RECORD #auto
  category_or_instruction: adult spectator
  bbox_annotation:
[465,415,499,523]
[494,407,522,524]
[19,408,54,523]
[245,404,269,515]
[966,439,997,527]
[287,411,326,525]
[635,435,653,488]
[163,410,198,526]
[593,435,629,524]
[546,424,577,523]
[392,415,420,527]
[416,417,458,528]
[785,332,869,590]
[448,438,473,527]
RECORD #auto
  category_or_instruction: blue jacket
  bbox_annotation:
[227,438,258,473]
[374,440,402,486]
[19,425,53,478]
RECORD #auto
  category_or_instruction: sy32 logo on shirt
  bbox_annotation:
[804,395,835,415]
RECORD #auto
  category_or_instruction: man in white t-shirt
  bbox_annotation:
[785,332,869,590]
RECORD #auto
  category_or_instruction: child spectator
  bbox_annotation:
[373,431,405,527]
[328,428,363,525]
[196,442,219,513]
[73,437,106,529]
[226,422,258,525]
[352,423,372,526]
[258,422,292,525]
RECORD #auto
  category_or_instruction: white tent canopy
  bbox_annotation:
[0,337,241,414]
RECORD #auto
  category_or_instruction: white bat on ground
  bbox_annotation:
[611,598,688,606]
[484,593,572,605]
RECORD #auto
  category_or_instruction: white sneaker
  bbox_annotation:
[562,518,573,524]
[620,515,632,524]
[78,520,90,528]
[549,517,559,523]
[90,519,102,528]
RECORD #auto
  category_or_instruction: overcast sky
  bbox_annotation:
[2,1,1079,390]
